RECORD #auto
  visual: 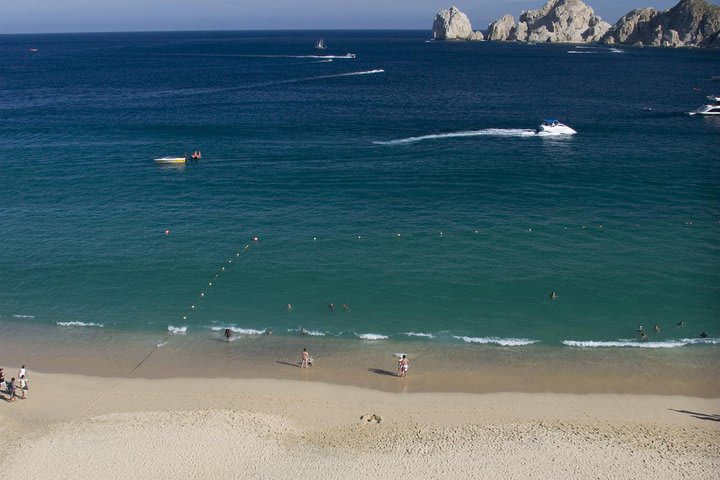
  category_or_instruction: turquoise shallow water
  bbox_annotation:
[0,31,718,350]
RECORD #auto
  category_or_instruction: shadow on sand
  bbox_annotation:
[368,368,398,377]
[669,409,720,422]
[275,360,301,368]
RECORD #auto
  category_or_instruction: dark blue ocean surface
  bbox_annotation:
[0,31,718,349]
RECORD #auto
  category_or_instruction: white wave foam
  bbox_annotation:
[681,338,720,345]
[57,321,104,328]
[563,339,686,348]
[286,328,326,336]
[168,325,187,334]
[405,332,435,339]
[609,48,626,54]
[12,314,35,318]
[453,336,538,346]
[357,333,388,340]
[209,326,266,335]
[156,340,168,348]
[567,50,596,54]
[374,128,537,145]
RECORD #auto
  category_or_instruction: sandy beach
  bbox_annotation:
[1,369,718,479]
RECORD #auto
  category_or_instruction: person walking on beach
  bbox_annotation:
[301,348,310,368]
[399,355,409,378]
[18,365,28,389]
[18,376,27,399]
[7,378,18,402]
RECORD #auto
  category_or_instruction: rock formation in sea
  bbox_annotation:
[601,0,720,47]
[485,0,610,43]
[432,6,484,40]
[487,14,516,41]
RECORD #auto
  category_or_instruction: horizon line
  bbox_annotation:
[2,28,433,36]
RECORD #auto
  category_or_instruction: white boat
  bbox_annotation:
[689,96,720,116]
[154,156,186,165]
[536,119,577,135]
[315,39,326,50]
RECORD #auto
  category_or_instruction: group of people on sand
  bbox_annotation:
[1,365,29,402]
[636,322,709,341]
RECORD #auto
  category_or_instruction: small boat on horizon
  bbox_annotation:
[536,119,577,135]
[315,38,327,50]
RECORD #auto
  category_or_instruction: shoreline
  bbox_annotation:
[2,321,719,397]
[1,371,718,479]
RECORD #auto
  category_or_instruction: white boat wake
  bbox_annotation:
[374,128,556,145]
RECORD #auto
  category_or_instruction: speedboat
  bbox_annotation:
[154,156,186,164]
[689,95,720,116]
[536,119,577,135]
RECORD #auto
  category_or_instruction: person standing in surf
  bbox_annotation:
[399,354,409,378]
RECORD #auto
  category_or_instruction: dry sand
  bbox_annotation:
[1,370,718,479]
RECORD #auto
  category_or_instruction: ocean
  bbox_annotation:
[1,31,718,358]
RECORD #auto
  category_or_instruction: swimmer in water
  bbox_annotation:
[676,321,686,326]
[550,292,558,301]
[300,327,308,336]
[223,328,232,341]
[328,303,335,311]
[265,328,272,336]
[700,331,708,338]
[342,304,349,312]
[287,304,292,312]
[640,331,648,341]
[654,325,661,333]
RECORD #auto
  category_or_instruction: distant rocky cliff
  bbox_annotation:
[432,0,719,48]
[432,6,484,40]
[601,0,720,47]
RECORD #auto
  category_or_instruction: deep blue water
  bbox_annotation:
[1,31,718,349]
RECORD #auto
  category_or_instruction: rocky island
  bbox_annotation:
[601,0,720,47]
[432,6,484,40]
[486,0,610,43]
[432,0,720,48]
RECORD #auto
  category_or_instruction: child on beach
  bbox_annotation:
[301,348,310,368]
[19,376,27,398]
[7,378,18,402]
[18,365,28,389]
[399,355,409,378]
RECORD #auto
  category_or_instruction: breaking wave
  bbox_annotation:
[168,325,188,334]
[405,332,435,339]
[13,314,36,318]
[357,333,389,340]
[562,338,719,348]
[57,321,104,328]
[209,326,267,335]
[454,336,539,346]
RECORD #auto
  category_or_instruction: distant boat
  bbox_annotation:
[28,48,38,53]
[315,39,327,50]
[154,156,186,165]
[689,96,720,116]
